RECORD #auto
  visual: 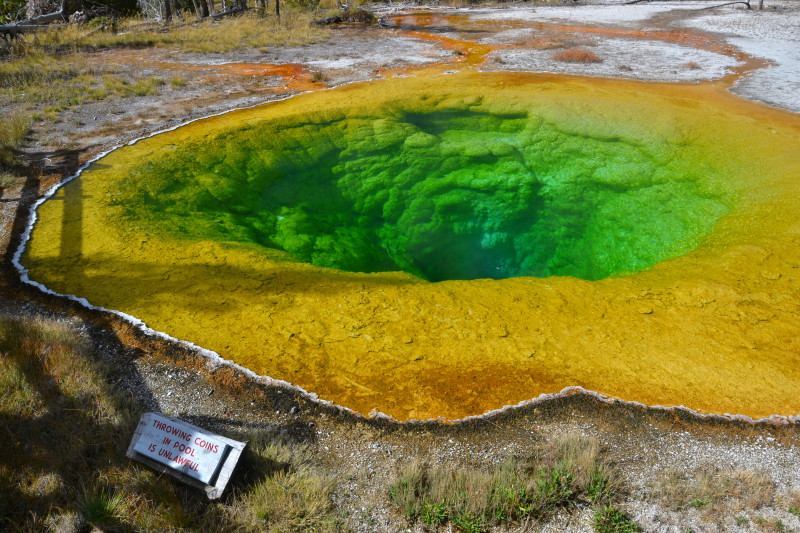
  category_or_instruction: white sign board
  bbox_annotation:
[132,413,229,483]
[128,412,246,498]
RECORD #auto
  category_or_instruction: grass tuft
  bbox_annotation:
[310,70,328,83]
[389,434,625,531]
[551,48,603,63]
[170,75,187,88]
[214,438,343,532]
[80,487,128,527]
[0,110,33,168]
[654,465,774,518]
[785,489,800,516]
[592,505,641,533]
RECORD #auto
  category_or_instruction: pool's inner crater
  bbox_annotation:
[120,106,729,281]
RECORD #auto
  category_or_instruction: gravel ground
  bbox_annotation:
[481,36,743,82]
[3,3,800,531]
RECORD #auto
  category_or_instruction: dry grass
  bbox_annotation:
[0,312,343,531]
[0,10,325,131]
[753,515,789,532]
[684,60,702,70]
[0,109,33,167]
[19,10,327,54]
[389,434,628,531]
[532,38,569,51]
[0,170,22,188]
[654,465,775,517]
[786,489,800,516]
[0,53,164,100]
[221,442,342,531]
[0,51,173,142]
[0,314,135,529]
[551,48,603,63]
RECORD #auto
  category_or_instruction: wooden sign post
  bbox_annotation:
[127,412,246,499]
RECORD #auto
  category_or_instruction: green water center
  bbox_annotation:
[117,101,729,281]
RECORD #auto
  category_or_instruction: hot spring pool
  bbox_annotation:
[22,72,800,420]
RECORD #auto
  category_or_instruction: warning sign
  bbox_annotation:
[127,412,245,498]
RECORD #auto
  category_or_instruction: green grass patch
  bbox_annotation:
[170,75,187,88]
[592,505,641,533]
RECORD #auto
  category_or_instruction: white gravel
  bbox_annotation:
[471,2,710,27]
[304,35,452,69]
[483,36,743,82]
[680,2,800,112]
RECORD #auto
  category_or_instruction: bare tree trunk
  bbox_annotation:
[163,0,172,22]
[208,0,215,15]
[758,0,764,9]
[275,0,279,19]
[172,0,184,20]
[199,0,210,18]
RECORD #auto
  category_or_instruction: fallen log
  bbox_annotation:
[18,0,68,25]
[1,0,68,40]
[0,23,66,33]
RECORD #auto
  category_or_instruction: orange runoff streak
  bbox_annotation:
[384,13,768,85]
[175,62,325,91]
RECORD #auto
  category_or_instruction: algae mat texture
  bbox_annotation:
[23,72,800,421]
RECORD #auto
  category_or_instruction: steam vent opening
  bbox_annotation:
[117,103,729,282]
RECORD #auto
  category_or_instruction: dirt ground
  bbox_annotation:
[3,2,800,531]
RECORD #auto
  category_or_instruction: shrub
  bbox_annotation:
[551,48,603,63]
